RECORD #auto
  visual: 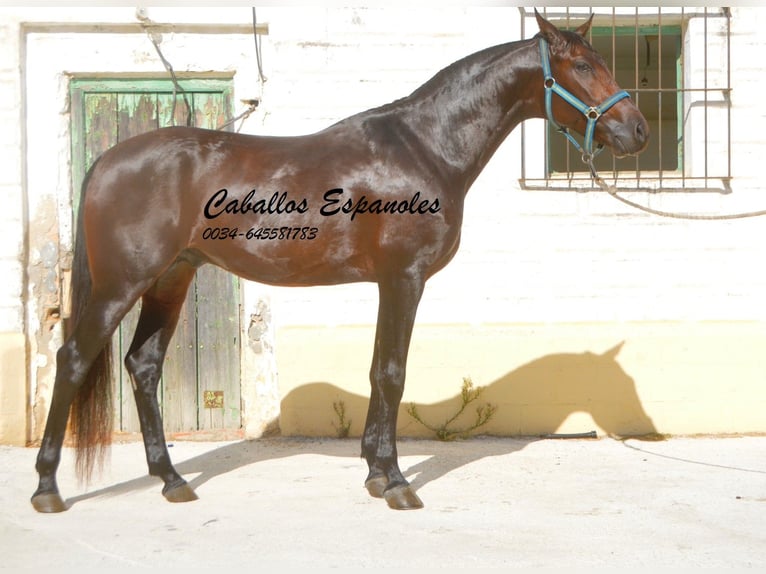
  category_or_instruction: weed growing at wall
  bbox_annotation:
[407,377,497,441]
[331,400,352,438]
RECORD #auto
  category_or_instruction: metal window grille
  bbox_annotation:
[519,7,731,193]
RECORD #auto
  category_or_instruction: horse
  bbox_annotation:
[32,10,648,513]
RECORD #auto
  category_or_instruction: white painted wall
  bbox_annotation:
[0,13,24,333]
[1,6,765,442]
[257,6,766,328]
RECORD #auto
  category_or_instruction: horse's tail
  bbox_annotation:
[66,157,114,483]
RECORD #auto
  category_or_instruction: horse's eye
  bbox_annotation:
[575,61,593,74]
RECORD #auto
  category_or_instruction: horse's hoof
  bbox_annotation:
[31,492,69,513]
[364,476,388,498]
[163,482,198,503]
[384,485,424,510]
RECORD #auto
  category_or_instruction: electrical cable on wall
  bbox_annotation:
[136,8,193,127]
[252,7,267,84]
[213,6,269,132]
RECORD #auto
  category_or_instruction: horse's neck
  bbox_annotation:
[391,39,539,194]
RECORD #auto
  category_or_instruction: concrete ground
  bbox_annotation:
[2,435,765,569]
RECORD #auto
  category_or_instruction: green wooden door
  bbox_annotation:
[70,78,241,435]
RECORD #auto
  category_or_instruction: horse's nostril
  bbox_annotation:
[635,119,649,143]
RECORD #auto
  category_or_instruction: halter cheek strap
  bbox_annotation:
[539,37,630,162]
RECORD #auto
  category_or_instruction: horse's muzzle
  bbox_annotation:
[610,115,650,158]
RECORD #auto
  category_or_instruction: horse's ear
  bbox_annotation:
[534,8,564,47]
[575,14,595,38]
[600,341,626,361]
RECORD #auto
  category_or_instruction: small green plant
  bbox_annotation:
[406,377,497,441]
[331,400,352,438]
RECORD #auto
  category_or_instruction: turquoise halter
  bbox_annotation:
[538,37,631,163]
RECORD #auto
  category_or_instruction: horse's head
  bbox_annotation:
[535,10,649,159]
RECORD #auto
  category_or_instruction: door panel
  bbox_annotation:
[70,78,241,434]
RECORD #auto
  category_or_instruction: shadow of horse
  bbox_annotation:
[65,435,541,509]
[281,340,658,439]
[277,340,659,491]
[67,341,659,507]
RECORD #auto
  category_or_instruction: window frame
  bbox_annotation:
[519,7,732,194]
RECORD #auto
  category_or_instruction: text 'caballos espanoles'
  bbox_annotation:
[204,188,441,222]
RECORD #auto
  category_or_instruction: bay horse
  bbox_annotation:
[32,11,648,512]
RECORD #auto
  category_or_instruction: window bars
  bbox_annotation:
[519,7,731,193]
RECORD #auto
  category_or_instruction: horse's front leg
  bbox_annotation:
[362,272,425,510]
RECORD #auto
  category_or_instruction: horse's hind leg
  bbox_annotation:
[124,260,199,503]
[32,287,148,513]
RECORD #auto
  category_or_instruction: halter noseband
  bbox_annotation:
[538,37,630,163]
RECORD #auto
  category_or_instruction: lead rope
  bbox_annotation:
[586,159,766,221]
